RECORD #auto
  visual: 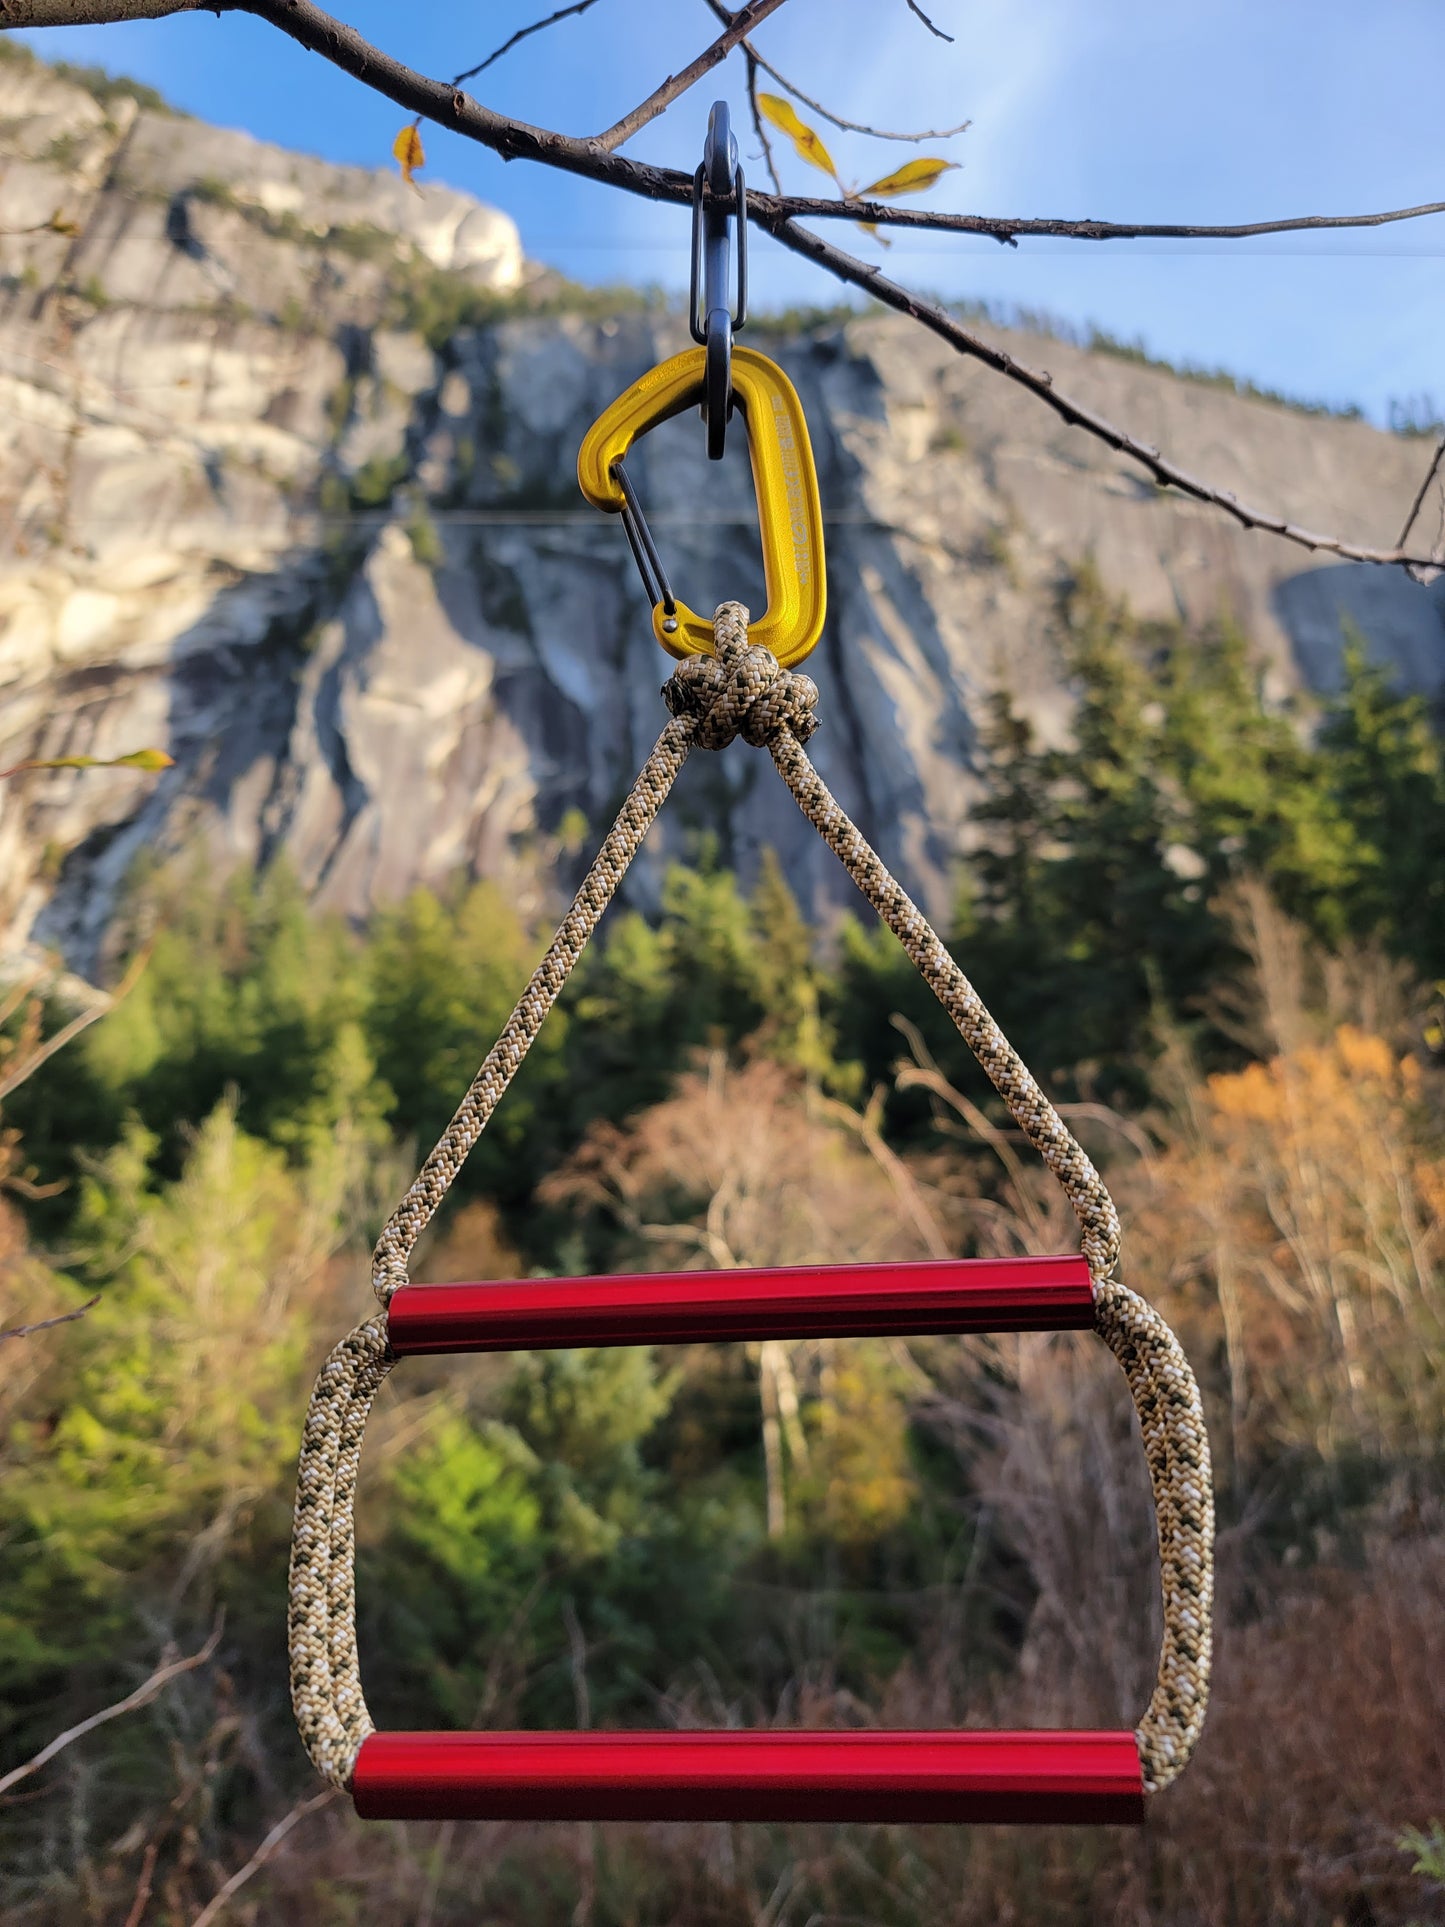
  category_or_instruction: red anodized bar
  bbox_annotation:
[351,1730,1145,1825]
[387,1254,1094,1355]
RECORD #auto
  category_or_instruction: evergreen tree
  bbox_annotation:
[1321,638,1445,976]
[363,878,557,1199]
[6,859,387,1209]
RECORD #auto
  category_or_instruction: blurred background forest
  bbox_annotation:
[3,568,1444,1923]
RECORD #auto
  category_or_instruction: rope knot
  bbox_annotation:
[662,601,820,751]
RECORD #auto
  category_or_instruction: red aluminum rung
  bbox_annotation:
[387,1255,1093,1355]
[351,1730,1144,1825]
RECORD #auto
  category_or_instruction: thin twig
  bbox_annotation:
[122,1841,160,1927]
[815,1087,952,1259]
[3,1167,68,1201]
[0,1294,99,1343]
[0,999,108,1103]
[904,0,953,42]
[0,941,152,1105]
[1395,435,1445,549]
[745,52,782,192]
[591,0,791,153]
[0,1619,223,1798]
[188,1787,338,1927]
[449,0,602,87]
[0,969,44,1033]
[414,1819,456,1927]
[889,1016,1054,1249]
[1051,1101,1157,1172]
[705,0,971,142]
[760,80,969,146]
[562,1598,591,1729]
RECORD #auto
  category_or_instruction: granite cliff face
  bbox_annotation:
[1,51,1442,969]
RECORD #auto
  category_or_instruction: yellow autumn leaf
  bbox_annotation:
[757,93,839,185]
[48,211,81,238]
[393,123,425,189]
[857,157,960,201]
[111,748,175,771]
[0,748,174,778]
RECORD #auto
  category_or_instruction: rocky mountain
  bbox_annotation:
[1,45,1441,973]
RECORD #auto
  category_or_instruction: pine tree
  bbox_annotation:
[1321,638,1445,976]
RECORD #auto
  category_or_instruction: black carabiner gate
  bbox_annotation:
[689,101,748,461]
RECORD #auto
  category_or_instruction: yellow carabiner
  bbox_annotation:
[577,345,826,669]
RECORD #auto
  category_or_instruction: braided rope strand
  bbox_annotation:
[288,1315,393,1785]
[1093,1280,1214,1790]
[683,602,1121,1279]
[370,716,696,1305]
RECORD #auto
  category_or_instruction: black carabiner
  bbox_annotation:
[688,101,747,461]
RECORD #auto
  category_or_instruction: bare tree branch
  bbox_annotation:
[0,1619,222,1798]
[0,1294,99,1343]
[6,0,1443,570]
[188,1787,338,1927]
[904,0,953,42]
[0,998,107,1103]
[746,191,1445,245]
[752,205,1445,568]
[449,0,602,88]
[704,0,972,142]
[590,0,791,154]
[11,3,1441,246]
[0,0,208,18]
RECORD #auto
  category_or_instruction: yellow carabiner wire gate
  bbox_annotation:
[577,345,826,669]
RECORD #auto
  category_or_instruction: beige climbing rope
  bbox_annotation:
[289,603,1214,1799]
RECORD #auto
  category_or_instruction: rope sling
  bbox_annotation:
[289,605,1214,1814]
[287,107,1214,1824]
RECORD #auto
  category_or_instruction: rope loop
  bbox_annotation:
[294,597,1212,1801]
[288,1314,393,1786]
[1094,1279,1214,1791]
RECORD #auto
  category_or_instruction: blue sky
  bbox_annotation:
[18,0,1445,426]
